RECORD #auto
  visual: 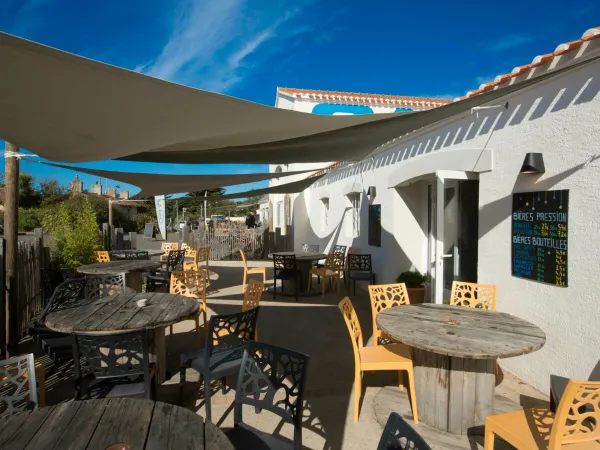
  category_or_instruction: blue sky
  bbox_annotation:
[0,0,597,196]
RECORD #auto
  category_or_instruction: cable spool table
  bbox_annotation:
[376,304,546,434]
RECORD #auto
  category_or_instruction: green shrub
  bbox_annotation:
[42,197,99,267]
[396,271,428,288]
[18,208,42,231]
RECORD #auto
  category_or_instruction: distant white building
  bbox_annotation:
[269,88,451,233]
[271,27,600,393]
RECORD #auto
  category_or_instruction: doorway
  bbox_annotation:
[430,176,479,304]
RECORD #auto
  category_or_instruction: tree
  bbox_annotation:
[42,197,99,267]
[39,179,68,206]
[18,173,42,208]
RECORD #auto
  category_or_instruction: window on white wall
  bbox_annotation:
[352,195,360,238]
[346,194,360,238]
[276,201,283,228]
[321,199,329,230]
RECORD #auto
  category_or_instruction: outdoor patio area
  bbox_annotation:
[23,259,551,450]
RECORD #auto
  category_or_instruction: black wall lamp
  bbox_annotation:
[520,153,545,174]
[367,186,377,200]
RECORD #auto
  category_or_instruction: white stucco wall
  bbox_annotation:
[292,55,600,392]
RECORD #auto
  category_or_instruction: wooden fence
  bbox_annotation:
[15,237,46,338]
[191,225,266,260]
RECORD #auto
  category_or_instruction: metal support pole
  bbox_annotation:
[4,143,19,355]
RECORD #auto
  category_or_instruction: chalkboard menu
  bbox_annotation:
[512,190,568,286]
[144,223,155,239]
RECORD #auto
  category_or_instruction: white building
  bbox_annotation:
[269,88,452,233]
[271,27,600,392]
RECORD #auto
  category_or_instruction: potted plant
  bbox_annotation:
[396,271,428,304]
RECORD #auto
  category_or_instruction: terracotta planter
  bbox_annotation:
[406,286,425,304]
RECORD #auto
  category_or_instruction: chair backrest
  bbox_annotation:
[368,283,410,345]
[73,331,149,383]
[181,242,194,255]
[338,297,363,363]
[197,247,211,266]
[160,242,179,261]
[239,249,248,269]
[324,252,345,271]
[242,279,264,312]
[348,254,372,272]
[302,244,319,253]
[206,308,259,368]
[166,250,186,271]
[0,353,38,416]
[170,270,207,311]
[234,341,309,448]
[450,281,497,310]
[549,379,600,448]
[39,277,87,321]
[85,274,127,300]
[40,268,63,304]
[377,412,432,450]
[95,250,111,263]
[273,254,297,271]
[332,245,347,254]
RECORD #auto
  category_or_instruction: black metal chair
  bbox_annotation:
[146,249,185,291]
[225,341,310,450]
[377,412,431,450]
[273,254,302,301]
[179,307,259,421]
[72,330,154,400]
[0,353,39,417]
[40,268,64,307]
[346,254,376,295]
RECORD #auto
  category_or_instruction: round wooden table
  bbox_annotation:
[78,259,160,292]
[0,398,233,449]
[109,249,165,260]
[45,292,199,384]
[376,304,546,435]
[268,251,327,295]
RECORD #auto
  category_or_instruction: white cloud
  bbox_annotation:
[487,33,535,51]
[145,0,310,93]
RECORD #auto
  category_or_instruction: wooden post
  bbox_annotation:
[4,142,19,355]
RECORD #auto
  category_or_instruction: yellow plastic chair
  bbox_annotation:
[450,281,497,310]
[197,247,211,279]
[484,379,600,449]
[308,253,344,297]
[94,250,110,263]
[169,270,208,349]
[240,249,266,292]
[338,297,418,424]
[242,279,264,340]
[368,283,410,346]
[160,242,179,263]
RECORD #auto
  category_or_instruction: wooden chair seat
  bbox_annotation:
[485,408,600,449]
[246,267,266,275]
[311,268,338,277]
[359,343,412,370]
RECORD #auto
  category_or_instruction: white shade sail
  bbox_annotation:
[1,32,597,165]
[40,162,316,198]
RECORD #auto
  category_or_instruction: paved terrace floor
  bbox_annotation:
[27,260,550,450]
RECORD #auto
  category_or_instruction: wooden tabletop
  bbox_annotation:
[268,251,327,261]
[376,304,546,359]
[0,398,233,450]
[45,292,199,335]
[78,259,160,275]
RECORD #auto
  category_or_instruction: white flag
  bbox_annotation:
[155,195,167,240]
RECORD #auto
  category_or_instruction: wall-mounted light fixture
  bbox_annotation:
[520,152,546,174]
[367,186,377,201]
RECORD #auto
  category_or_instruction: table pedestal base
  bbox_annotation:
[126,271,144,292]
[413,348,495,435]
